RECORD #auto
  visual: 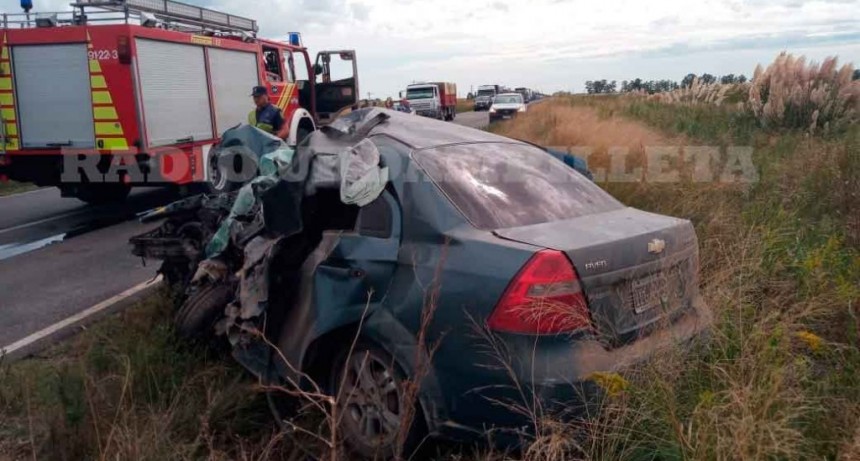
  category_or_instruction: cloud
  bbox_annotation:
[26,0,860,96]
[491,1,510,12]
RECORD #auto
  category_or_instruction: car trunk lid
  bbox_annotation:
[493,207,700,345]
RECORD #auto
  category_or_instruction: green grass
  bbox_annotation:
[3,94,858,461]
[0,290,294,460]
[492,95,860,460]
[0,180,38,197]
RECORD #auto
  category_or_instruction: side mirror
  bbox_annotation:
[313,64,323,76]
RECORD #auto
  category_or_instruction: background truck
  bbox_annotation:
[515,87,533,103]
[0,0,358,203]
[405,82,457,121]
[474,84,501,111]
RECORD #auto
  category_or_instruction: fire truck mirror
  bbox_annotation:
[313,64,324,76]
[339,52,354,61]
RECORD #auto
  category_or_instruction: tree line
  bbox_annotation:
[584,73,749,94]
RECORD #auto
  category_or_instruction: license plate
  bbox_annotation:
[630,274,668,314]
[502,115,512,119]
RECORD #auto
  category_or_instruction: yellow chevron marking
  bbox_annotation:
[0,79,10,91]
[95,122,123,136]
[93,107,118,120]
[1,108,15,120]
[0,94,12,106]
[92,91,112,105]
[89,60,102,73]
[0,62,9,75]
[5,123,17,136]
[1,47,7,61]
[90,75,107,89]
[97,137,129,150]
[5,137,18,151]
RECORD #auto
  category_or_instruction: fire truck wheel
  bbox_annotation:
[75,183,131,205]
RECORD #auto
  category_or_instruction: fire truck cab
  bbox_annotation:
[0,0,359,203]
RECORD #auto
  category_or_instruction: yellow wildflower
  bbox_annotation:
[589,372,630,397]
[795,331,824,352]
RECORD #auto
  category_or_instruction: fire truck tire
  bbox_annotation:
[75,184,131,205]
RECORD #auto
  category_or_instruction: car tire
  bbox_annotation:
[329,341,427,460]
[174,281,235,340]
[207,144,257,194]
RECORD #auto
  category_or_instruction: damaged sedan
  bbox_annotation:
[131,108,711,458]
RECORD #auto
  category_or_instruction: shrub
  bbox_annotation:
[651,78,740,107]
[748,53,860,132]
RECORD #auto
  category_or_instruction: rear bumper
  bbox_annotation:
[429,295,712,441]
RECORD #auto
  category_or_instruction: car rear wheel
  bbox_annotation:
[329,341,426,460]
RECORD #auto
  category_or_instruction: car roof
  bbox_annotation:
[496,93,523,98]
[328,108,526,151]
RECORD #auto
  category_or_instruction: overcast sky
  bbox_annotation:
[34,0,860,98]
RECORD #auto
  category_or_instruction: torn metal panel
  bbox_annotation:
[339,138,389,206]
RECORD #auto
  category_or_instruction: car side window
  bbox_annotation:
[356,195,393,239]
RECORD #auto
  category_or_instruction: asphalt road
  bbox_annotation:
[453,110,490,129]
[0,187,178,357]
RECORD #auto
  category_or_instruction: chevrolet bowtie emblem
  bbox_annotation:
[648,239,666,254]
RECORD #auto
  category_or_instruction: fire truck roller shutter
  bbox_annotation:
[13,44,95,148]
[135,38,213,147]
[207,48,259,135]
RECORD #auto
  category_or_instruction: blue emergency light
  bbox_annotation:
[21,0,33,13]
[288,32,302,46]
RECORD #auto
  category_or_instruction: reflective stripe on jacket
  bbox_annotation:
[248,104,284,135]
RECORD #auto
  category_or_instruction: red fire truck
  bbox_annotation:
[0,0,359,203]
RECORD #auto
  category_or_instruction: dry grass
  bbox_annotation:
[650,79,743,107]
[490,93,860,460]
[2,63,858,459]
[457,98,475,114]
[749,53,860,133]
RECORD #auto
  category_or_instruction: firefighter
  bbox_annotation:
[249,86,289,139]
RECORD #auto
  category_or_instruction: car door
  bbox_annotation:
[312,190,400,333]
[313,50,359,124]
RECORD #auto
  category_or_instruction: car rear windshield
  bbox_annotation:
[414,143,623,230]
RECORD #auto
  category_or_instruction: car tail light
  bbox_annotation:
[117,36,132,65]
[488,250,591,335]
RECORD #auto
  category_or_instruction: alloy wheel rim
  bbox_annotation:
[339,351,402,448]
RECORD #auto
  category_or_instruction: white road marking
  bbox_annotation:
[0,208,88,235]
[1,275,163,357]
